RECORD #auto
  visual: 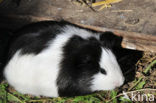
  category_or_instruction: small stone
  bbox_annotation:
[125,18,140,25]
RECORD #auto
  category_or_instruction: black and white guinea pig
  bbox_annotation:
[3,21,125,97]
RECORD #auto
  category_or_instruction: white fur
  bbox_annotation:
[91,48,125,91]
[4,25,99,97]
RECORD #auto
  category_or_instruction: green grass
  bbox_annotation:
[0,83,127,103]
[0,83,108,103]
[0,78,155,103]
[143,59,156,74]
[1,81,154,103]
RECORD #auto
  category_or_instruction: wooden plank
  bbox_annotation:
[2,15,156,52]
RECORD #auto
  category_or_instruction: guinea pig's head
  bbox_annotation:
[74,44,125,91]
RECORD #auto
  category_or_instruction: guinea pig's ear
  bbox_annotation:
[100,31,122,48]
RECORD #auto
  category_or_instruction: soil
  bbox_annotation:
[0,0,156,36]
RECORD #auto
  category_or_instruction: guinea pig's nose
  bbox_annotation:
[113,81,120,87]
[113,80,124,87]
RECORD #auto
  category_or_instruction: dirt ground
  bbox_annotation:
[0,0,156,36]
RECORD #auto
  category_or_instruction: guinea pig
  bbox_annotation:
[3,21,125,97]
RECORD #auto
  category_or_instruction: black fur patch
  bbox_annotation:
[57,36,102,97]
[8,21,99,59]
[8,21,64,57]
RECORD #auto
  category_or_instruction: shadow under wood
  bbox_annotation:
[105,32,143,83]
[0,15,33,31]
[0,29,12,82]
[113,47,143,83]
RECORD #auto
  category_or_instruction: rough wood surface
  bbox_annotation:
[3,15,156,52]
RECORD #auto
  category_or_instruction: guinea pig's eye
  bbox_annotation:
[100,68,107,75]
